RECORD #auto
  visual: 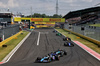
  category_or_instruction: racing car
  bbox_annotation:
[56,33,62,36]
[35,56,51,63]
[48,53,60,61]
[35,50,67,63]
[54,49,67,57]
[53,30,57,33]
[63,37,71,41]
[35,54,60,63]
[64,41,74,47]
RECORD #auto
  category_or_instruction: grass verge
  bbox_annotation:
[56,28,100,54]
[0,31,29,61]
[90,24,100,27]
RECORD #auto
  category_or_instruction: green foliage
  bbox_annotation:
[0,31,29,61]
[90,24,100,27]
[26,13,62,18]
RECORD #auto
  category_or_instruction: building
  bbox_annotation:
[63,6,100,25]
[0,11,12,26]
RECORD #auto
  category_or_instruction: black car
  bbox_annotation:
[63,37,71,41]
[35,49,67,63]
[56,33,62,36]
[64,42,74,47]
[53,30,57,33]
[35,57,51,63]
[54,49,67,57]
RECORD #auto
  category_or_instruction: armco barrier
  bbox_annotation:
[0,31,22,47]
[63,28,100,46]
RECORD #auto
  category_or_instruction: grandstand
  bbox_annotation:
[63,6,100,41]
[63,6,100,25]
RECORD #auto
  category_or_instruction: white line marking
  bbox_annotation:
[37,32,40,46]
[40,32,49,34]
[2,32,31,63]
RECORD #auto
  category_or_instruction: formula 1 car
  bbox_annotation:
[53,30,57,33]
[56,33,62,36]
[35,57,51,63]
[54,49,67,57]
[64,42,74,47]
[48,53,60,61]
[35,49,67,63]
[63,37,71,41]
[35,54,60,63]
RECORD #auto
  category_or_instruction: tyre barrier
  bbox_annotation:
[63,29,100,47]
[2,45,7,47]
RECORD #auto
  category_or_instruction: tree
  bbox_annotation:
[41,14,46,18]
[53,14,62,18]
[26,13,62,18]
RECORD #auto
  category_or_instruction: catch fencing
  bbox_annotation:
[64,24,100,41]
[0,25,20,40]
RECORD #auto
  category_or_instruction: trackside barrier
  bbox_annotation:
[0,31,23,47]
[63,28,100,46]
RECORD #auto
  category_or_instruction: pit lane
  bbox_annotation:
[0,28,100,66]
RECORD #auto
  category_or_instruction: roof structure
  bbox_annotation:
[0,11,11,14]
[0,11,12,16]
[63,6,100,19]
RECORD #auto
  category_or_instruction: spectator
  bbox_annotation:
[0,37,2,42]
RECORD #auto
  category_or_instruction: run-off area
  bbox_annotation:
[0,29,100,66]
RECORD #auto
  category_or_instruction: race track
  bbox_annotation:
[0,28,100,66]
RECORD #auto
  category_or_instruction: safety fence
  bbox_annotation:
[0,25,20,41]
[64,24,100,41]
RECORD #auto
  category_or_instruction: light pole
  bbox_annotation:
[56,0,58,15]
[31,6,32,18]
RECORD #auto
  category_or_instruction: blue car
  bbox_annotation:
[54,50,67,57]
[48,52,60,61]
[64,42,74,47]
[35,50,67,63]
[35,56,51,63]
[53,30,57,33]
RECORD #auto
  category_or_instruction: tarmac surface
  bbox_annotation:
[0,28,100,66]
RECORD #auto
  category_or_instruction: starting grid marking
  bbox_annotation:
[37,32,49,46]
[37,32,40,46]
[40,32,49,34]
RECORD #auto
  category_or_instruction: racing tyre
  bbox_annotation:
[47,59,51,63]
[63,38,65,41]
[55,55,60,60]
[35,57,41,63]
[64,51,67,55]
[37,57,41,60]
[71,44,74,47]
[64,43,66,46]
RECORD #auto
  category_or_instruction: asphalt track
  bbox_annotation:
[0,28,100,66]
